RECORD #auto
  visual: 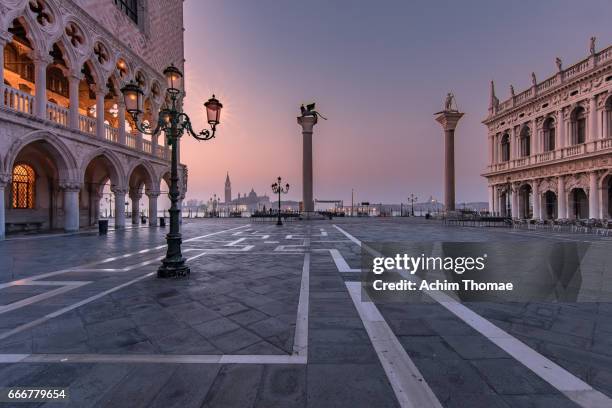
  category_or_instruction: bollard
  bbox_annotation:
[159,217,166,227]
[98,219,109,235]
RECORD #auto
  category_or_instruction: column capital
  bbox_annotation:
[129,191,143,200]
[0,30,13,45]
[59,180,81,192]
[94,86,109,96]
[0,173,10,187]
[434,111,464,131]
[297,115,317,132]
[68,72,83,82]
[30,52,53,65]
[111,187,127,195]
[145,189,161,198]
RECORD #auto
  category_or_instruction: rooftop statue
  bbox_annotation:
[590,36,596,56]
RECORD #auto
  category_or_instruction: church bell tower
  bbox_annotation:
[225,172,232,203]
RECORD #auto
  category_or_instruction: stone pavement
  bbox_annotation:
[0,217,611,407]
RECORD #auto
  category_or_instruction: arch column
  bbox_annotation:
[117,100,127,145]
[589,96,598,141]
[147,191,159,226]
[558,109,565,149]
[33,54,53,119]
[589,172,599,219]
[488,185,494,214]
[95,88,107,140]
[112,187,127,229]
[68,73,82,130]
[0,31,13,104]
[533,182,541,220]
[60,182,81,232]
[558,176,567,219]
[130,192,142,224]
[0,174,9,240]
[511,186,519,218]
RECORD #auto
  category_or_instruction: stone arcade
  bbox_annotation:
[0,0,187,239]
[484,38,612,220]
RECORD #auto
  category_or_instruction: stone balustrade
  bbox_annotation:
[2,85,169,160]
[487,138,612,173]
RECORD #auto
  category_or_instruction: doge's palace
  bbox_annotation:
[483,37,612,221]
[0,0,187,239]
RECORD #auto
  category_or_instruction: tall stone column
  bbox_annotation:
[589,172,599,219]
[147,191,159,226]
[61,183,81,232]
[112,188,126,229]
[95,88,107,140]
[130,192,142,224]
[68,73,81,130]
[488,185,494,214]
[0,174,9,240]
[435,110,464,212]
[33,54,52,119]
[297,115,318,213]
[558,177,567,219]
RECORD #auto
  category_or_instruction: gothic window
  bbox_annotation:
[500,134,510,162]
[543,118,556,151]
[93,42,110,65]
[571,107,586,144]
[520,127,531,157]
[114,0,138,24]
[12,164,35,209]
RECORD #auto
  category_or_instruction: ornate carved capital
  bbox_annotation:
[0,173,11,187]
[59,180,81,192]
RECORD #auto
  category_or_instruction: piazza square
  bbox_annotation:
[2,1,612,407]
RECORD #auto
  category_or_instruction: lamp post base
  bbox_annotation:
[276,218,283,226]
[157,258,190,278]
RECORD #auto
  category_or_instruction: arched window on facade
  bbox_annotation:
[543,118,556,152]
[520,126,531,157]
[500,134,510,162]
[571,107,586,145]
[12,164,35,209]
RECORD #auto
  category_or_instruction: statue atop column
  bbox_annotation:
[300,102,327,120]
[443,92,458,112]
[590,36,596,56]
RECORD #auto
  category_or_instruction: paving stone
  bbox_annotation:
[209,328,262,353]
[254,365,306,408]
[442,335,508,359]
[202,365,264,408]
[192,317,241,339]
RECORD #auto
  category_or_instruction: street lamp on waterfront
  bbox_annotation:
[409,194,418,216]
[121,64,223,278]
[271,177,290,226]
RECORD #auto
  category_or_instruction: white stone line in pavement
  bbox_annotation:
[0,272,155,342]
[292,253,310,357]
[325,249,361,273]
[333,224,612,408]
[346,282,443,408]
[0,282,90,315]
[0,225,251,288]
[0,353,307,365]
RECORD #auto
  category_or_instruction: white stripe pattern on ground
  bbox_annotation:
[333,224,612,408]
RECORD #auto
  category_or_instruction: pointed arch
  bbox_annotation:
[127,159,156,192]
[4,130,78,181]
[80,148,126,189]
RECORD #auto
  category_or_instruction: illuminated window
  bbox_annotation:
[12,164,35,209]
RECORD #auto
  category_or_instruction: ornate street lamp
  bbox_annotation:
[121,64,223,278]
[271,177,290,226]
[409,194,418,216]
